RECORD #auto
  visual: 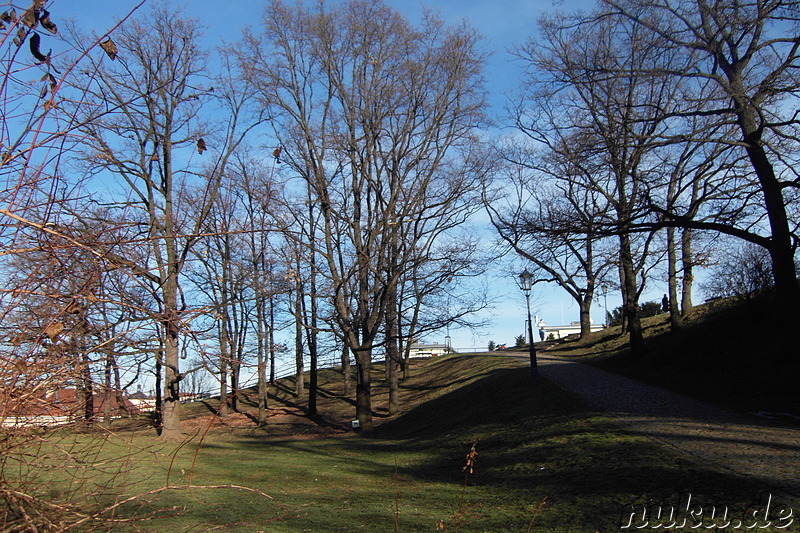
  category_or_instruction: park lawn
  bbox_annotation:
[5,354,793,532]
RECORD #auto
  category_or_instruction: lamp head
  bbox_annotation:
[519,268,533,292]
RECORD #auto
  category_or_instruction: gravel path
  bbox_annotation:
[533,352,800,502]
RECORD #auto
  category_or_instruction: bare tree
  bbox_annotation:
[75,8,209,439]
[652,132,736,328]
[603,0,800,318]
[242,0,489,428]
[191,184,251,416]
[395,234,492,379]
[486,160,617,339]
[73,5,263,439]
[509,9,684,353]
[238,155,283,425]
[702,240,776,299]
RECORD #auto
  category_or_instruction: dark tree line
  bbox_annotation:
[489,0,800,354]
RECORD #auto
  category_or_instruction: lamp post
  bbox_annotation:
[518,268,539,383]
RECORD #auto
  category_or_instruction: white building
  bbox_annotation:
[407,343,451,357]
[538,321,605,341]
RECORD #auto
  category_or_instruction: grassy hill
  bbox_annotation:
[5,295,796,531]
[71,350,781,532]
[183,292,796,435]
[542,293,799,420]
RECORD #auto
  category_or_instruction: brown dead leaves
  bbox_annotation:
[100,38,118,60]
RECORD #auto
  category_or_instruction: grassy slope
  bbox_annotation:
[10,297,796,531]
[547,294,799,418]
[67,346,791,531]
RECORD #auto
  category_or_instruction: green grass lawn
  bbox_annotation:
[4,354,793,532]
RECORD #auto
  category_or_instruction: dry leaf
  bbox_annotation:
[39,9,56,33]
[44,321,64,340]
[0,10,16,24]
[273,146,282,163]
[100,37,118,60]
[30,32,47,61]
[13,27,26,46]
[41,72,57,94]
[20,6,37,28]
[65,300,83,314]
[86,290,99,303]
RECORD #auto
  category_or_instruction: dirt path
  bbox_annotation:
[526,352,800,502]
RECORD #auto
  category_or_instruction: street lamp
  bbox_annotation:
[518,268,539,383]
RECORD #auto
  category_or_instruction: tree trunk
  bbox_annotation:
[680,228,694,317]
[354,348,373,431]
[229,346,241,412]
[308,343,318,416]
[305,289,319,416]
[154,345,163,429]
[619,234,644,355]
[667,226,683,330]
[386,348,400,416]
[385,236,400,415]
[739,116,800,318]
[112,353,127,418]
[159,131,183,441]
[256,294,268,425]
[229,315,245,413]
[160,319,182,440]
[341,344,352,396]
[617,261,629,335]
[82,351,94,424]
[103,352,113,423]
[294,289,304,398]
[385,298,400,416]
[227,291,243,413]
[218,321,229,417]
[578,291,593,339]
[269,295,276,385]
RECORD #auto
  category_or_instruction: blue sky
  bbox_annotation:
[63,0,633,351]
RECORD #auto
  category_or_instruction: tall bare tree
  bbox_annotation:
[510,10,683,353]
[238,155,282,424]
[603,0,800,318]
[242,0,489,429]
[486,158,617,339]
[74,5,262,439]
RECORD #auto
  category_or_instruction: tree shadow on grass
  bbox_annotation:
[369,365,785,528]
[227,362,787,530]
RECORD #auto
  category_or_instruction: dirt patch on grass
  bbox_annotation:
[179,404,351,439]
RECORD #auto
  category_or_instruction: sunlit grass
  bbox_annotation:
[5,352,793,531]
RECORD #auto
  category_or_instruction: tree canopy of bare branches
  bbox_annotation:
[241,0,490,428]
